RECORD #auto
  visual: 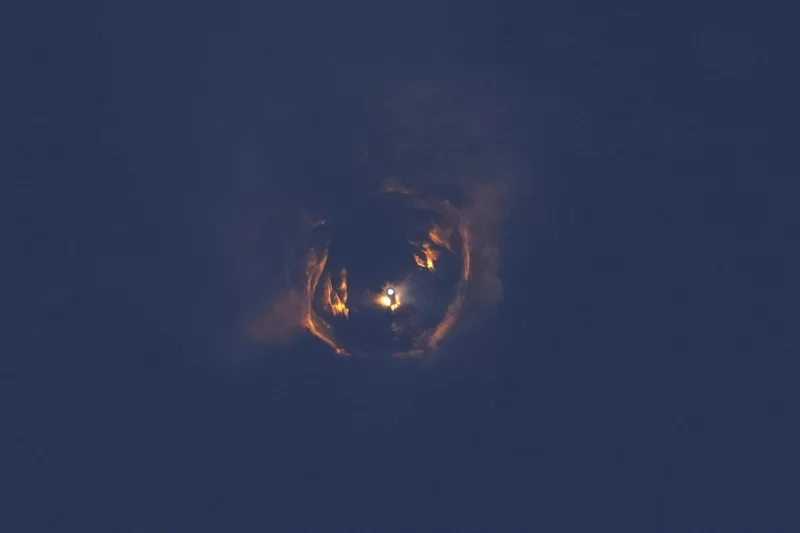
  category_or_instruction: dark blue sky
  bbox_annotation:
[7,1,798,530]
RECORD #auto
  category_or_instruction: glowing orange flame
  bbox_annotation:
[323,268,349,317]
[412,224,455,272]
[428,224,453,252]
[413,242,439,271]
[303,247,347,355]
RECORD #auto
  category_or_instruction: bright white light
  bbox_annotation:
[387,288,395,296]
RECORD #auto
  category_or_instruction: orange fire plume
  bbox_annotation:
[413,223,456,272]
[303,247,347,355]
[323,268,349,318]
[413,242,439,271]
[428,224,453,252]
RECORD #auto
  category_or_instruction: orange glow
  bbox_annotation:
[413,242,439,271]
[304,248,327,310]
[303,248,347,355]
[428,224,453,252]
[323,268,349,318]
[376,286,401,311]
[429,317,455,347]
[460,224,471,281]
[412,223,456,273]
[428,221,471,349]
[412,220,473,353]
[298,179,485,357]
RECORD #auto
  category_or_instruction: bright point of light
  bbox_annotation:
[387,288,395,296]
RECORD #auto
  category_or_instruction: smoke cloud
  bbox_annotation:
[215,75,527,357]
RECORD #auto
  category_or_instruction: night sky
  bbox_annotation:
[7,1,798,530]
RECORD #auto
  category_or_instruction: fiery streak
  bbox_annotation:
[323,268,349,317]
[413,224,455,272]
[428,224,453,252]
[303,247,347,355]
[413,242,439,271]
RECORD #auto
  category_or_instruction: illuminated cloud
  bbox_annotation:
[237,78,517,358]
